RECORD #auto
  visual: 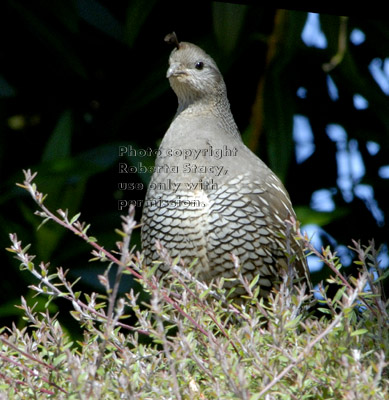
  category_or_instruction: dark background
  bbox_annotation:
[1,1,388,329]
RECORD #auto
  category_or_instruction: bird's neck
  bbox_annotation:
[176,96,210,115]
[175,94,241,141]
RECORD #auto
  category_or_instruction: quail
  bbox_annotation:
[141,33,310,296]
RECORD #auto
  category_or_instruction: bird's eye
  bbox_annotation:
[195,61,204,70]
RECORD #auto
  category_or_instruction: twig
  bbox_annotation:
[0,335,56,371]
[14,169,211,339]
[0,352,67,394]
[7,237,148,336]
[323,16,348,72]
[257,275,366,397]
[295,227,381,321]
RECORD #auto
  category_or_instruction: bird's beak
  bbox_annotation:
[166,63,186,79]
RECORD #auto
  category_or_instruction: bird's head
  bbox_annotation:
[164,33,226,108]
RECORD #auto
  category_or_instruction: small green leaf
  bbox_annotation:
[22,244,31,253]
[53,353,67,367]
[115,229,126,238]
[199,288,211,300]
[249,274,260,290]
[350,329,368,337]
[318,307,332,314]
[42,110,73,162]
[70,212,81,225]
[37,217,52,231]
[285,315,302,329]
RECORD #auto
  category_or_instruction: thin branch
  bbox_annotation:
[15,169,212,339]
[0,335,56,371]
[257,275,366,397]
[323,16,348,72]
[0,352,67,394]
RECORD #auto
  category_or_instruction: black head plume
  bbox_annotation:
[164,32,180,49]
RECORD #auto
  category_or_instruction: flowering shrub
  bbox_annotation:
[1,170,388,399]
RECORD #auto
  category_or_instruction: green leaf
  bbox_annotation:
[249,274,260,290]
[284,315,302,329]
[124,0,158,48]
[212,2,247,57]
[77,0,123,41]
[199,288,211,300]
[53,353,67,367]
[294,206,349,227]
[318,307,332,314]
[350,329,368,337]
[262,11,308,181]
[42,110,73,162]
[70,212,81,225]
[333,286,347,303]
